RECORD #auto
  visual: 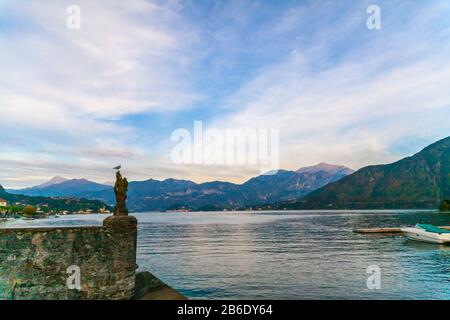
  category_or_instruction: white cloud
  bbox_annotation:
[211,1,450,171]
[0,0,201,119]
[0,0,204,187]
[1,0,449,187]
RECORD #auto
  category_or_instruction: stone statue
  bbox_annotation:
[114,170,128,216]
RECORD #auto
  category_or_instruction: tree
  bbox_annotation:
[22,205,37,216]
[439,200,450,212]
[9,206,21,214]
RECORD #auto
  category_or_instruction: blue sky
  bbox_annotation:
[1,0,449,188]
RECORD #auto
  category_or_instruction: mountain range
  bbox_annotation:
[5,136,449,212]
[7,177,110,197]
[262,136,450,210]
[7,163,354,212]
[0,185,108,213]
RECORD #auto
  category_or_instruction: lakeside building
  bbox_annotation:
[0,199,7,207]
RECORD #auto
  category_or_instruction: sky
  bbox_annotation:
[0,0,449,188]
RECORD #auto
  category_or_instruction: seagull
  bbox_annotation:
[113,165,121,170]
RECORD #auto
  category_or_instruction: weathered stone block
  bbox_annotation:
[0,216,137,300]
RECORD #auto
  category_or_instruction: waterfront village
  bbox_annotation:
[0,197,111,220]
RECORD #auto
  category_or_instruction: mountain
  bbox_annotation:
[0,185,109,213]
[297,162,354,176]
[140,180,244,212]
[79,178,200,212]
[8,178,111,197]
[35,176,68,188]
[5,163,353,212]
[239,165,353,205]
[78,163,353,211]
[268,136,450,209]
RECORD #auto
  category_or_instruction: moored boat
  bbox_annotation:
[401,224,450,244]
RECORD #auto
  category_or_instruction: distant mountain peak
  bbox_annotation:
[7,177,111,198]
[297,163,354,175]
[283,136,450,209]
[36,176,69,189]
[163,178,197,184]
[50,175,68,182]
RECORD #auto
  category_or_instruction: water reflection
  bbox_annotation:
[404,240,450,251]
[2,210,449,299]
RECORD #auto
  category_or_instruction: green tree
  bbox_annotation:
[10,206,21,213]
[439,200,450,212]
[22,205,37,216]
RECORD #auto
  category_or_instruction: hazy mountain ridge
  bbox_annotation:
[0,185,108,213]
[296,162,354,175]
[8,178,111,197]
[263,136,450,209]
[34,176,68,189]
[78,163,353,211]
[6,134,448,212]
[8,163,353,212]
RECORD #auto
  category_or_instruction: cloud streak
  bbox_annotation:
[212,0,450,170]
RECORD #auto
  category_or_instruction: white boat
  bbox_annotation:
[401,224,450,244]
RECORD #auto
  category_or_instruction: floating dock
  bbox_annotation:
[353,227,402,234]
[353,226,450,234]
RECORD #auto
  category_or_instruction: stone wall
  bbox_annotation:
[0,215,137,300]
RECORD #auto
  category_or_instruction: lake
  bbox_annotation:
[2,210,450,299]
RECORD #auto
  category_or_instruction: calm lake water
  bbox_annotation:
[2,210,450,299]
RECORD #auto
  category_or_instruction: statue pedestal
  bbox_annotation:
[104,215,137,230]
[102,215,138,299]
